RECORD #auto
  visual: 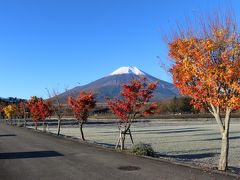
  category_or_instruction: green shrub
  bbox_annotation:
[130,142,155,157]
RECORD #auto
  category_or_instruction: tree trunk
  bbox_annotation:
[129,129,134,145]
[218,108,231,171]
[115,130,122,149]
[79,122,85,141]
[17,119,20,126]
[57,118,61,136]
[210,105,231,171]
[115,124,133,150]
[42,121,46,132]
[35,122,38,130]
[218,132,229,171]
[121,132,126,150]
[24,113,27,127]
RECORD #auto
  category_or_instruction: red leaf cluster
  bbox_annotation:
[107,78,158,123]
[28,96,53,123]
[68,91,96,122]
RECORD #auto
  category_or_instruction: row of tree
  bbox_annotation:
[67,12,239,172]
[0,78,157,148]
[1,12,239,172]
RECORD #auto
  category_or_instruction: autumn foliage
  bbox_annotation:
[19,102,28,116]
[107,78,157,149]
[169,36,240,111]
[68,91,96,140]
[3,105,15,119]
[28,96,53,130]
[168,14,240,171]
[107,78,158,123]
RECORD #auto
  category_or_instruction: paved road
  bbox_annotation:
[0,123,236,180]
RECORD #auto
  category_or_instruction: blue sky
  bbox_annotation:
[0,0,239,99]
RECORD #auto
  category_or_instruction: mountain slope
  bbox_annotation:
[58,67,179,102]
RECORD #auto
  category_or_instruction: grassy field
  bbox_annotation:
[27,118,240,174]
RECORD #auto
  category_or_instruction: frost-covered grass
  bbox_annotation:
[28,119,240,173]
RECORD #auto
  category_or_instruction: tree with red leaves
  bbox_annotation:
[19,101,29,127]
[107,78,158,150]
[68,91,96,141]
[168,14,240,171]
[28,96,53,131]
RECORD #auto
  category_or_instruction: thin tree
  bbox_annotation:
[107,78,158,150]
[3,105,15,124]
[19,101,28,127]
[168,13,240,171]
[28,96,52,131]
[68,91,96,141]
[46,88,65,136]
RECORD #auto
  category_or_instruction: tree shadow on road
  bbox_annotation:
[0,151,63,159]
[101,127,207,134]
[144,129,208,134]
[228,166,240,174]
[156,152,218,161]
[0,134,16,137]
[202,136,240,141]
[131,127,200,133]
[94,142,116,148]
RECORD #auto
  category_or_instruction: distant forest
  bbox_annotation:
[0,97,26,104]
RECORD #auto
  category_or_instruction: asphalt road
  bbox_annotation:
[0,123,236,180]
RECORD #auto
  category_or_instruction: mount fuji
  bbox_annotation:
[109,66,146,76]
[57,66,179,102]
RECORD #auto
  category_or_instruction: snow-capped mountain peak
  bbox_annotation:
[109,66,146,76]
